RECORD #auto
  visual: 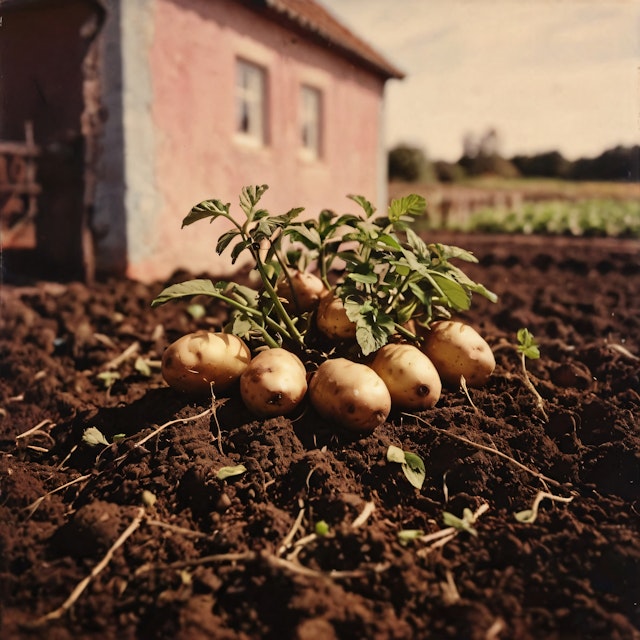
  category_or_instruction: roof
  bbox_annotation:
[245,0,405,80]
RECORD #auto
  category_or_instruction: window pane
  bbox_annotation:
[300,85,322,158]
[236,60,266,143]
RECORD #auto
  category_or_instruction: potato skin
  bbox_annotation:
[309,358,391,433]
[370,343,441,410]
[420,321,495,387]
[161,331,251,395]
[316,294,357,340]
[240,348,308,417]
[276,270,327,313]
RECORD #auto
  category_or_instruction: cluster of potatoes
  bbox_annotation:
[161,273,495,435]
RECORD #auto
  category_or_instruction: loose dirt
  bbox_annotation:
[1,233,638,639]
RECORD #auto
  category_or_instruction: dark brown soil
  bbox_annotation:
[1,233,639,640]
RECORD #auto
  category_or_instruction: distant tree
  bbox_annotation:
[458,127,518,178]
[511,151,571,178]
[569,145,640,181]
[433,160,466,183]
[388,144,435,183]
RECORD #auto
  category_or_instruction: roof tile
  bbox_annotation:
[248,0,405,79]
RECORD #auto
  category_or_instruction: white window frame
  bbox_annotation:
[300,84,323,160]
[236,59,267,146]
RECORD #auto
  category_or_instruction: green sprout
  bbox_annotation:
[314,520,330,536]
[516,328,548,421]
[386,444,426,490]
[95,371,120,391]
[443,507,481,537]
[397,503,489,554]
[82,427,125,447]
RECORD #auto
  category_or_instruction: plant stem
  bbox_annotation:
[195,289,289,346]
[393,323,418,342]
[252,249,304,345]
[520,353,549,421]
[384,272,412,315]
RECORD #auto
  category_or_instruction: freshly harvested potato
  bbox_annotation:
[316,294,357,340]
[276,270,327,313]
[420,320,495,387]
[240,348,308,417]
[309,358,391,433]
[370,343,441,410]
[162,331,251,395]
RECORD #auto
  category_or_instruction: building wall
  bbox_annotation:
[94,0,156,277]
[121,0,388,281]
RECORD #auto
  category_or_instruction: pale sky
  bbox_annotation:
[321,0,640,161]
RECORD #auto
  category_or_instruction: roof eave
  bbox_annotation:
[247,0,405,81]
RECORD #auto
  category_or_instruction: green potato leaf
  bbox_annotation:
[151,279,218,307]
[182,199,230,227]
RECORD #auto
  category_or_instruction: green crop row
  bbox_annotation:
[447,199,640,238]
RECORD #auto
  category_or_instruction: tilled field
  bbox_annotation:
[1,234,639,639]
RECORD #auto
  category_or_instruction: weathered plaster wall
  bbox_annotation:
[126,0,388,281]
[93,0,390,281]
[94,0,161,276]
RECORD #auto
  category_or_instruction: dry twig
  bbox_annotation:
[25,474,92,518]
[405,413,567,489]
[16,418,55,440]
[32,506,145,626]
[103,341,140,370]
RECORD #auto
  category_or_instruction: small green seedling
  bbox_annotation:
[397,503,489,555]
[82,427,125,447]
[82,427,109,447]
[387,444,426,490]
[397,529,425,545]
[216,464,247,480]
[134,357,161,377]
[186,303,207,320]
[95,371,120,390]
[443,507,480,537]
[314,520,330,536]
[517,328,540,359]
[516,328,549,421]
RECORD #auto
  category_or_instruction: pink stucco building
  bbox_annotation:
[1,0,403,282]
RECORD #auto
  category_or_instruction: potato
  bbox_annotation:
[161,331,251,395]
[420,320,495,387]
[240,348,308,417]
[370,343,441,410]
[316,294,357,340]
[276,270,327,313]
[309,358,391,433]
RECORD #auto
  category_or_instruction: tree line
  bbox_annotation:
[388,132,640,183]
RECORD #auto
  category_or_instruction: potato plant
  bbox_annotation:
[152,185,498,428]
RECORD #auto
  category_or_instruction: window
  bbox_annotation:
[236,59,267,144]
[300,85,322,159]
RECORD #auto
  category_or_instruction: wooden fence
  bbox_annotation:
[0,121,41,248]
